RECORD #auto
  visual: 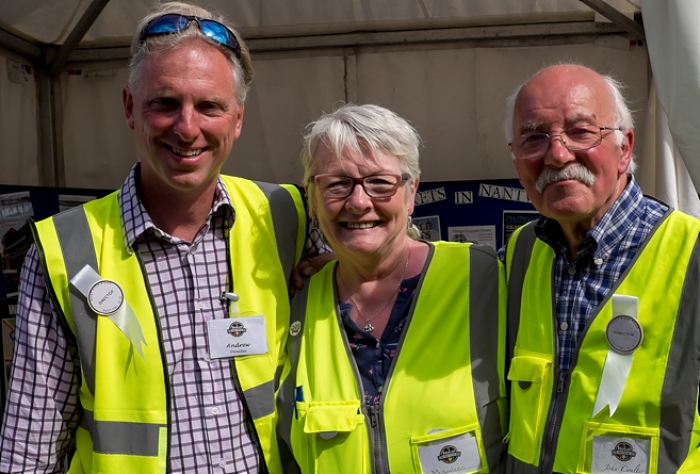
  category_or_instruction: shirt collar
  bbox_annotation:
[118,163,235,252]
[535,175,643,260]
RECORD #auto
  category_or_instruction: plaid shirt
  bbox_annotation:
[533,178,668,372]
[0,164,307,473]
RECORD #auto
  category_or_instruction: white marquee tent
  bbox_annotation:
[0,0,698,214]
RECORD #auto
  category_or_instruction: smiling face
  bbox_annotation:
[123,37,244,202]
[307,142,419,262]
[512,65,633,231]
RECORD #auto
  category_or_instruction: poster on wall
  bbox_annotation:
[412,179,539,250]
[503,210,540,244]
[413,215,441,241]
[448,225,497,249]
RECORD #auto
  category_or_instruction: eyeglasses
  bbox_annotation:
[138,14,242,62]
[509,126,622,160]
[311,174,410,198]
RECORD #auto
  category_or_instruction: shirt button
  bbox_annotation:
[594,257,603,266]
[212,407,219,414]
[219,459,226,468]
[567,265,576,275]
[560,322,569,331]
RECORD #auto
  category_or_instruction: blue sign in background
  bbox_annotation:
[412,178,539,250]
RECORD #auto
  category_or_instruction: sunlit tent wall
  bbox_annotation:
[0,0,698,214]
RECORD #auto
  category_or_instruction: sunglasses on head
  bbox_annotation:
[138,13,242,62]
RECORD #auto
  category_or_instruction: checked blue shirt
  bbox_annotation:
[503,177,668,372]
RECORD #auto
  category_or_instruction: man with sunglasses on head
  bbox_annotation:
[502,63,700,473]
[0,2,310,473]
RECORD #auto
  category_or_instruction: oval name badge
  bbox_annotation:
[606,315,643,354]
[87,279,124,315]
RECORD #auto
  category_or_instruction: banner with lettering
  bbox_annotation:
[412,179,538,250]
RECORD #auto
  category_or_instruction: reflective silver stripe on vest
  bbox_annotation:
[505,222,537,365]
[53,206,99,396]
[254,181,300,283]
[659,237,700,471]
[242,379,276,420]
[53,206,165,457]
[243,181,301,423]
[81,409,166,456]
[468,245,506,471]
[277,281,309,453]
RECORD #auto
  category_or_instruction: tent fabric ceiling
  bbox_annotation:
[0,0,664,203]
[2,0,640,48]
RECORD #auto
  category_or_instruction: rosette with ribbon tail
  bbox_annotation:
[592,295,643,418]
[70,264,148,359]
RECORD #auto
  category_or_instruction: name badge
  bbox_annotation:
[418,432,481,474]
[207,316,268,359]
[591,436,649,474]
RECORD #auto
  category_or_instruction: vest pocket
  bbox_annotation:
[410,424,487,473]
[577,421,658,474]
[302,401,367,473]
[506,355,552,464]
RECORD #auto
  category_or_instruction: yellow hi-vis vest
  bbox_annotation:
[31,176,306,474]
[278,241,508,473]
[504,210,700,474]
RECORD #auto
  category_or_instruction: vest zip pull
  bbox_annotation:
[367,404,389,474]
[540,370,568,473]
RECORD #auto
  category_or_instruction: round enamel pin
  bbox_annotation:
[87,280,124,315]
[606,315,643,354]
[290,321,302,337]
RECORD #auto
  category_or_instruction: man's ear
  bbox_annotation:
[123,85,135,131]
[618,129,634,174]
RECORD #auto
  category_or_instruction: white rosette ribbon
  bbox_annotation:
[593,295,641,417]
[70,264,147,359]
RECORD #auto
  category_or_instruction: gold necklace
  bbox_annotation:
[338,250,410,333]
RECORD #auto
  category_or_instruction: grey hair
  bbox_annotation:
[503,64,637,174]
[127,1,253,104]
[300,103,422,186]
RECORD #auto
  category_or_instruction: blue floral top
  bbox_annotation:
[340,274,420,406]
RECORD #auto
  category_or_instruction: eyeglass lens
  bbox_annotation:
[516,127,604,159]
[319,175,404,198]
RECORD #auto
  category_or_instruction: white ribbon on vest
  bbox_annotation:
[592,295,639,417]
[70,264,147,359]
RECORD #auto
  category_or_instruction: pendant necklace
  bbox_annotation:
[338,249,410,333]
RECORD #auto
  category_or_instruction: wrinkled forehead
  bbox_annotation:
[513,71,615,132]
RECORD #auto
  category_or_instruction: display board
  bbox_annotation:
[412,178,538,251]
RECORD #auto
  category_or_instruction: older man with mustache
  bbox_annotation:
[502,63,700,473]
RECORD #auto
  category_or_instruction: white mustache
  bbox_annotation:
[535,164,595,194]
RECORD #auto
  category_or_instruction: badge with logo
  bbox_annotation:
[437,445,461,463]
[417,431,481,474]
[290,320,302,337]
[207,316,268,359]
[591,436,649,473]
[228,321,247,337]
[606,315,643,354]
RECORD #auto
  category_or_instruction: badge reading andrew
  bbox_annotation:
[606,315,643,354]
[207,316,268,359]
